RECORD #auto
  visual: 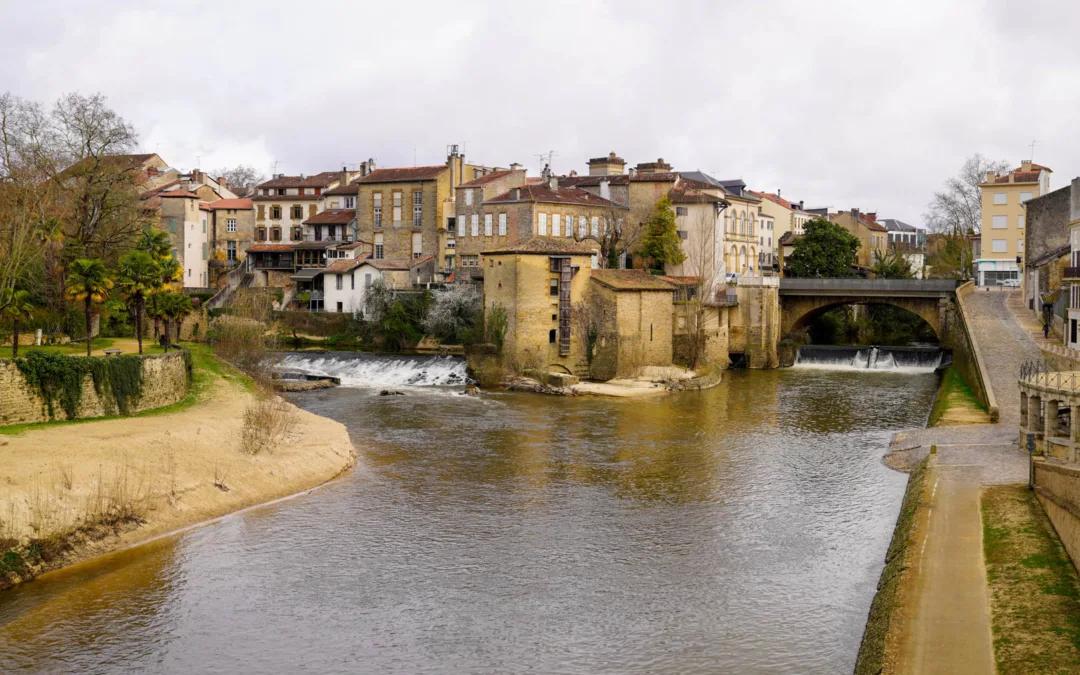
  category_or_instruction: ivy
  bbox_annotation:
[15,351,146,420]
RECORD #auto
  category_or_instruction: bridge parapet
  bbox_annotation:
[779,278,960,296]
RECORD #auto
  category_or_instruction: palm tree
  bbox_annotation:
[65,259,113,357]
[149,256,183,343]
[116,250,161,354]
[1,289,35,358]
[138,227,173,260]
[170,294,194,346]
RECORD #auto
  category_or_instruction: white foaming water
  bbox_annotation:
[793,346,941,373]
[277,353,468,388]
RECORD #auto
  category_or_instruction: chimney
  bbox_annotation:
[217,176,227,189]
[340,167,349,186]
[510,162,523,172]
[867,212,877,222]
[986,171,996,182]
[1021,159,1032,170]
[368,158,376,174]
[510,187,521,201]
[599,178,610,201]
[541,163,551,183]
[299,173,306,180]
[851,208,860,221]
[628,167,637,178]
[548,175,558,191]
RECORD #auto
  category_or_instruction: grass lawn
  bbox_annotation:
[929,366,990,426]
[982,485,1080,673]
[0,337,167,359]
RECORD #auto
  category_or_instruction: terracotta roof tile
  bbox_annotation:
[139,180,180,199]
[458,169,524,187]
[994,171,1041,184]
[205,198,253,210]
[302,209,356,225]
[357,166,446,183]
[324,182,360,196]
[257,172,342,189]
[158,190,200,199]
[668,186,728,205]
[325,259,364,274]
[629,172,679,182]
[485,184,627,209]
[591,269,675,291]
[750,191,795,210]
[483,237,598,256]
[248,244,294,252]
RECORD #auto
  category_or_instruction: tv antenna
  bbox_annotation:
[1029,140,1038,162]
[536,150,557,168]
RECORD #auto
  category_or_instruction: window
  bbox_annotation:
[578,216,586,238]
[292,205,303,220]
[393,191,402,223]
[373,193,383,227]
[1018,239,1024,252]
[345,196,355,209]
[471,214,479,236]
[202,242,207,261]
[226,218,237,233]
[292,227,303,240]
[550,278,559,296]
[337,302,343,313]
[498,213,507,236]
[202,219,207,233]
[227,241,237,261]
[465,190,473,206]
[485,214,493,236]
[365,273,372,288]
[552,214,561,237]
[256,227,266,240]
[413,191,423,227]
[677,230,688,240]
[271,206,282,220]
[538,213,548,236]
[991,239,1007,253]
[549,329,557,344]
[676,207,688,216]
[374,233,384,259]
[336,274,343,291]
[271,227,281,241]
[591,216,599,237]
[993,192,1007,205]
[1018,215,1025,229]
[447,238,456,248]
[992,215,1007,229]
[1020,192,1033,202]
[169,221,176,233]
[412,232,422,258]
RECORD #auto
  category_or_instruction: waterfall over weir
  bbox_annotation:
[277,353,468,388]
[794,345,945,373]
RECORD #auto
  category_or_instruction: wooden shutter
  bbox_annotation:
[257,204,265,219]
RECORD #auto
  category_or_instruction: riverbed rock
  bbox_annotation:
[273,378,337,392]
[464,385,481,397]
[380,389,406,396]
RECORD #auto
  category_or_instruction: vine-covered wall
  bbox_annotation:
[0,351,191,426]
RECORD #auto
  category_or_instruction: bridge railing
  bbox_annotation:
[778,278,960,293]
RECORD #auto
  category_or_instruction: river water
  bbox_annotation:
[0,355,939,674]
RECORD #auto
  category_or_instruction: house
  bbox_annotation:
[253,169,359,247]
[587,269,676,380]
[318,253,435,315]
[750,191,815,245]
[758,213,776,272]
[153,190,210,288]
[664,185,728,285]
[482,238,597,373]
[977,159,1052,286]
[320,159,377,211]
[1023,182,1072,314]
[829,209,888,268]
[205,198,255,275]
[880,218,927,279]
[680,172,761,276]
[777,231,798,277]
[453,168,528,271]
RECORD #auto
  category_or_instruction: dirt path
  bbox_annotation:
[889,290,1033,673]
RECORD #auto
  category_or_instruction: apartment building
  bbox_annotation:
[829,209,888,268]
[977,159,1052,286]
[206,198,255,271]
[453,169,527,270]
[664,184,728,283]
[1063,180,1080,348]
[751,191,814,242]
[156,191,210,288]
[679,173,761,276]
[253,169,358,247]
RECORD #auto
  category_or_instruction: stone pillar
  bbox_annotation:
[1072,404,1080,462]
[1047,400,1059,437]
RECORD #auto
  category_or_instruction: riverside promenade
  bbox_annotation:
[887,289,1035,674]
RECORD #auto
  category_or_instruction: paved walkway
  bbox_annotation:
[893,289,1033,674]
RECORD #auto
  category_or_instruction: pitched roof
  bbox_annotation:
[485,184,627,209]
[139,180,181,199]
[878,218,920,232]
[629,172,679,183]
[324,182,360,196]
[325,259,365,274]
[558,174,631,187]
[591,269,675,291]
[458,169,523,187]
[750,191,795,210]
[360,255,434,270]
[832,211,887,232]
[205,198,253,210]
[257,171,341,189]
[302,208,356,225]
[483,236,597,256]
[158,189,200,199]
[668,186,728,205]
[248,244,294,252]
[356,166,446,184]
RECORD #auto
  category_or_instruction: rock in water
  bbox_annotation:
[380,389,405,396]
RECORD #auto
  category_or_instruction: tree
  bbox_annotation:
[925,154,1010,236]
[423,281,481,343]
[787,218,860,278]
[164,292,194,348]
[64,258,112,356]
[572,294,614,371]
[137,226,172,260]
[573,205,637,269]
[681,209,723,369]
[212,165,265,192]
[1,289,34,358]
[871,249,915,279]
[116,250,161,354]
[639,196,685,269]
[925,233,972,280]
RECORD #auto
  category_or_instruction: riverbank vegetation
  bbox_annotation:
[855,455,931,675]
[928,367,988,426]
[807,304,938,346]
[982,485,1080,673]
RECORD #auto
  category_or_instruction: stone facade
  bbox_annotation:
[588,270,675,380]
[158,192,210,288]
[207,199,257,277]
[1023,183,1071,312]
[0,351,190,426]
[829,209,888,268]
[452,169,527,268]
[728,277,780,368]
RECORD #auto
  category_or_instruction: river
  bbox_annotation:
[0,354,939,674]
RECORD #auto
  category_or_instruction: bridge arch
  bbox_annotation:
[783,297,943,340]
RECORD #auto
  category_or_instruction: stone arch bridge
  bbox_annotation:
[779,278,960,340]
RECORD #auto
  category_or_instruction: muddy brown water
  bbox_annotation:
[0,361,938,674]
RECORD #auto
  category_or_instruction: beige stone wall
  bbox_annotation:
[1034,460,1080,573]
[0,351,190,426]
[729,280,780,368]
[672,303,730,368]
[358,179,444,267]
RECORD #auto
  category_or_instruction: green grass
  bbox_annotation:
[982,485,1080,673]
[929,366,988,426]
[0,342,248,436]
[0,338,169,359]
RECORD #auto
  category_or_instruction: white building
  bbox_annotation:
[1065,180,1080,349]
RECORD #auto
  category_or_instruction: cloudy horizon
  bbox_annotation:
[3,0,1078,225]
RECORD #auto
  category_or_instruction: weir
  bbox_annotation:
[794,345,946,373]
[277,353,468,388]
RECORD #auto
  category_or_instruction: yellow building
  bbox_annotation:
[978,159,1052,286]
[587,269,676,380]
[829,209,888,268]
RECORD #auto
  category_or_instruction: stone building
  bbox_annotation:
[453,168,527,271]
[253,169,359,247]
[1023,182,1072,315]
[679,172,761,276]
[751,191,814,244]
[482,238,598,374]
[664,185,728,283]
[155,190,210,288]
[829,209,888,269]
[206,198,255,277]
[587,270,676,380]
[977,159,1052,286]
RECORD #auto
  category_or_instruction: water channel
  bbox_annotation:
[0,353,940,674]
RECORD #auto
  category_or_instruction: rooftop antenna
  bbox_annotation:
[535,150,557,170]
[195,155,201,169]
[413,145,417,167]
[1029,140,1038,162]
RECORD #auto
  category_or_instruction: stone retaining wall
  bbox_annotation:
[0,351,191,426]
[951,282,999,421]
[1033,459,1080,571]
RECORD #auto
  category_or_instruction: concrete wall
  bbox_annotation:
[0,351,190,426]
[1033,460,1080,574]
[950,281,998,420]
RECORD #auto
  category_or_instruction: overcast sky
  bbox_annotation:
[3,0,1079,224]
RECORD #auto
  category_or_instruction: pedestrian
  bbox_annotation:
[1044,321,1050,339]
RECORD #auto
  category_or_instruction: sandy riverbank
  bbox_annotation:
[0,360,355,590]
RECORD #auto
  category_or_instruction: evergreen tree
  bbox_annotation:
[64,258,112,356]
[116,250,161,354]
[1,289,35,358]
[640,196,685,269]
[787,218,860,278]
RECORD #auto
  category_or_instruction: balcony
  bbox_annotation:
[300,233,356,244]
[1065,267,1080,280]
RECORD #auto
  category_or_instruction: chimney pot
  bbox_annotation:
[217,176,227,189]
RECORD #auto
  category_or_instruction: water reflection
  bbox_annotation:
[0,368,937,674]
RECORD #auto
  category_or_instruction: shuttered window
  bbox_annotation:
[471,214,479,236]
[538,213,547,236]
[498,213,507,236]
[552,214,561,237]
[485,214,493,236]
[591,216,599,237]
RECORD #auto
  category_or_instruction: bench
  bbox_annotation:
[103,348,122,357]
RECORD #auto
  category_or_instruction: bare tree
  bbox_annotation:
[680,208,722,370]
[212,164,266,191]
[572,293,615,376]
[924,154,1010,235]
[573,205,640,269]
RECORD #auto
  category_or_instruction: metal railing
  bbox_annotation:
[1064,267,1080,279]
[301,233,355,243]
[1020,358,1080,391]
